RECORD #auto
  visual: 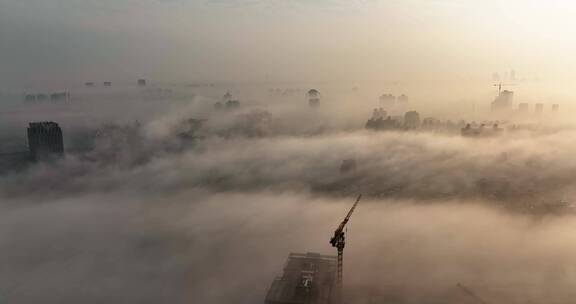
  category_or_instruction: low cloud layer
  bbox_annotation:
[2,91,576,303]
[3,191,576,303]
[5,125,576,208]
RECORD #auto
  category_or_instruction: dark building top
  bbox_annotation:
[404,111,420,129]
[265,252,337,304]
[27,122,64,161]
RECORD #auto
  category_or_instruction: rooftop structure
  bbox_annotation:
[265,252,337,304]
[307,89,321,107]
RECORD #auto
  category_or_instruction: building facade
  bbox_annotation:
[27,122,64,161]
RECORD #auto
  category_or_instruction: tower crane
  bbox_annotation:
[329,194,362,302]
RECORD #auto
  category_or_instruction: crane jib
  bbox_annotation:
[333,194,362,236]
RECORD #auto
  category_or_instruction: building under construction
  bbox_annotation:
[265,252,337,304]
[266,196,361,304]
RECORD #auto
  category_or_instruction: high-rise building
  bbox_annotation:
[404,111,420,129]
[518,103,529,112]
[265,252,337,304]
[27,122,64,161]
[379,93,396,107]
[492,72,500,82]
[138,79,147,86]
[397,94,409,104]
[491,90,514,112]
[535,103,543,114]
[50,92,70,103]
[552,104,559,112]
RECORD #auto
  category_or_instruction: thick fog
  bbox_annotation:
[4,1,576,303]
[0,84,576,303]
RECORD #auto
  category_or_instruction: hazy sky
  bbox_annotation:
[2,0,576,87]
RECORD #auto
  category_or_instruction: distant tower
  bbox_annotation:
[49,91,70,103]
[492,72,500,82]
[535,103,543,114]
[404,111,421,129]
[552,104,559,112]
[379,93,395,107]
[138,79,147,86]
[518,103,529,113]
[307,89,321,107]
[223,91,232,102]
[27,122,64,161]
[397,94,409,104]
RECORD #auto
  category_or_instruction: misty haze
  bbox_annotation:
[3,1,576,303]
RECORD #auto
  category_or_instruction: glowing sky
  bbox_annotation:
[1,0,576,86]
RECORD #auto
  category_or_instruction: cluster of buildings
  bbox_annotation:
[24,91,70,103]
[365,108,516,138]
[85,81,112,87]
[365,108,421,131]
[84,79,148,87]
[491,89,559,115]
[214,92,241,110]
[461,123,502,137]
[269,88,306,97]
[379,93,409,107]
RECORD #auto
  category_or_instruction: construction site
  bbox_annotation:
[265,196,359,304]
[263,195,524,304]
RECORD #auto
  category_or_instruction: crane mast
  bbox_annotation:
[329,194,361,303]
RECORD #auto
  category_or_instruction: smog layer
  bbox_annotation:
[4,1,576,303]
[0,85,575,304]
